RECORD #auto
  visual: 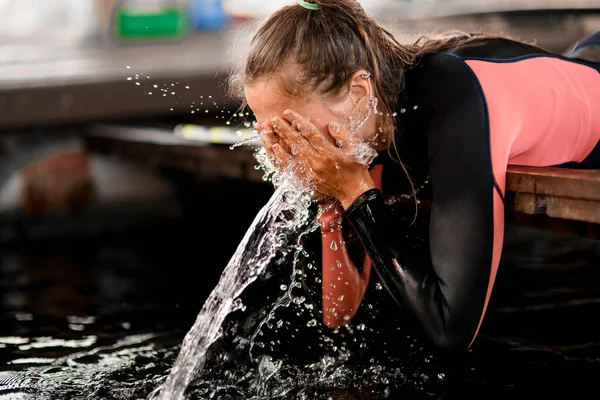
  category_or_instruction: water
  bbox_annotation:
[156,173,317,400]
[1,217,600,398]
[157,97,386,398]
[2,103,600,398]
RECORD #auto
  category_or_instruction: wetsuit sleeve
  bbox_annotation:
[345,55,502,351]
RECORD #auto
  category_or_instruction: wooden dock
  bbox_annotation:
[84,124,600,239]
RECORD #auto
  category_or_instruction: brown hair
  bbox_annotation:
[228,0,541,138]
[227,0,542,217]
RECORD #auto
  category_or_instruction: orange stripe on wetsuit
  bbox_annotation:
[318,164,383,329]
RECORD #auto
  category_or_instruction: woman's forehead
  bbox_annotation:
[245,81,312,120]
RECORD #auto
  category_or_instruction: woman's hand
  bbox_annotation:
[267,109,376,209]
[255,121,290,168]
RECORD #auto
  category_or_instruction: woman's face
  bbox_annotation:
[244,74,377,144]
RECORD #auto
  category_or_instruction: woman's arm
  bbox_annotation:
[319,202,372,328]
[344,55,506,351]
[319,164,383,328]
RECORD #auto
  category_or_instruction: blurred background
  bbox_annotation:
[0,0,599,241]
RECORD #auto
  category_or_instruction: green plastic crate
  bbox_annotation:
[113,6,188,41]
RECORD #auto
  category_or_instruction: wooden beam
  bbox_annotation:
[506,166,600,224]
[83,125,600,237]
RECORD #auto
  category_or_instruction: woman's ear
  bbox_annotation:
[348,69,373,104]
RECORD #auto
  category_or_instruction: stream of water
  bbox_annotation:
[155,175,316,399]
[155,96,380,399]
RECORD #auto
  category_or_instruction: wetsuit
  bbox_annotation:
[319,38,600,352]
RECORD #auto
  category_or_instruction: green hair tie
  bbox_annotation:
[298,0,320,10]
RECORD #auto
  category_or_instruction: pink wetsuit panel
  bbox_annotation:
[466,57,600,194]
[464,57,600,346]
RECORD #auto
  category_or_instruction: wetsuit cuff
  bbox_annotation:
[345,188,385,221]
[344,189,391,247]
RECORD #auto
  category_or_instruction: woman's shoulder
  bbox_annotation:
[404,38,559,103]
[409,37,551,76]
[439,37,550,59]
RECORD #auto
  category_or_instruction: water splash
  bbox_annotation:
[155,160,317,400]
[329,96,379,167]
[229,134,262,150]
[154,97,382,399]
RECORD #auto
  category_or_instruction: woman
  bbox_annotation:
[229,0,600,352]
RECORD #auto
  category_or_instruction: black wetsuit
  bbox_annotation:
[342,38,600,351]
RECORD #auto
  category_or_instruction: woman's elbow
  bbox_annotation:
[426,323,476,354]
[429,333,471,353]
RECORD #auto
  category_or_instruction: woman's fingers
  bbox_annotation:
[282,109,334,154]
[272,116,314,157]
[261,131,277,158]
[257,123,276,159]
[272,143,293,168]
[256,122,289,166]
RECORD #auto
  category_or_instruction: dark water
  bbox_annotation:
[1,181,599,399]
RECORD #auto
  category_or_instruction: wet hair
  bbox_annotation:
[227,0,540,218]
[227,0,537,139]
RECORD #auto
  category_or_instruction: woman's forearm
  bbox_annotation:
[320,203,372,328]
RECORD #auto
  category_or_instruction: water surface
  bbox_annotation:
[1,195,599,399]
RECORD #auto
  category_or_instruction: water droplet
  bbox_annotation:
[185,86,190,89]
[135,82,140,86]
[337,295,345,301]
[280,284,287,291]
[375,282,383,290]
[307,319,317,327]
[127,77,132,81]
[357,323,366,331]
[153,84,158,88]
[330,241,338,251]
[126,65,131,69]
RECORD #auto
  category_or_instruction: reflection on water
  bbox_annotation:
[0,214,599,399]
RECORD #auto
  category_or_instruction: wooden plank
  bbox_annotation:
[84,124,264,183]
[84,125,600,228]
[506,166,600,201]
[506,166,600,224]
